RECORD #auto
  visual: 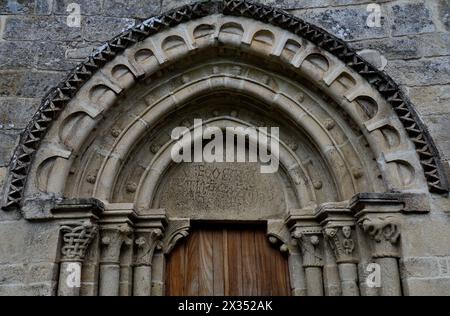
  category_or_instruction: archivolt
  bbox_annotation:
[2,0,448,212]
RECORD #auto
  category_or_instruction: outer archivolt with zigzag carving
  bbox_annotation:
[2,0,448,212]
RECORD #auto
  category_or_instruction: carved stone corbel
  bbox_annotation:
[323,226,357,264]
[292,228,324,268]
[291,226,324,296]
[323,225,360,296]
[52,199,103,297]
[162,219,191,255]
[267,220,291,254]
[98,204,136,296]
[358,216,401,259]
[132,209,167,296]
[350,194,404,296]
[60,223,98,262]
[134,229,164,266]
[287,213,324,296]
[100,225,133,264]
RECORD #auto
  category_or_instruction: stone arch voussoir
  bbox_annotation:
[2,0,448,213]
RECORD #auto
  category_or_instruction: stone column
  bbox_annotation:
[359,216,402,296]
[58,223,98,296]
[315,202,361,296]
[324,226,359,296]
[349,193,413,296]
[292,227,324,296]
[99,225,133,296]
[133,228,163,296]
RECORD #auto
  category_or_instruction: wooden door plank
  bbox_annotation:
[223,229,230,296]
[227,228,243,296]
[212,229,225,296]
[165,239,185,296]
[185,230,200,296]
[254,229,272,296]
[271,245,289,296]
[199,230,214,296]
[241,229,258,296]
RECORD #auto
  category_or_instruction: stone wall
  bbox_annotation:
[0,0,449,296]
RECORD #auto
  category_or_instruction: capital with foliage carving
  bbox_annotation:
[100,225,133,264]
[134,229,164,266]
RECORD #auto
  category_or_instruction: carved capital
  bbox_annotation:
[324,226,358,264]
[162,219,190,254]
[60,223,98,262]
[134,229,164,266]
[359,216,401,258]
[100,225,133,264]
[267,220,291,254]
[292,227,324,268]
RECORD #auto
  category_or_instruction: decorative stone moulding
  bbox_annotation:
[2,0,448,213]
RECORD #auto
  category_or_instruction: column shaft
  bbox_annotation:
[304,267,324,296]
[377,257,402,296]
[338,263,359,296]
[99,263,121,296]
[133,266,152,296]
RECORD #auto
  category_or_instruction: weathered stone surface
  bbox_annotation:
[400,257,441,279]
[386,57,450,86]
[0,129,20,167]
[82,16,136,42]
[35,42,77,71]
[407,85,450,116]
[65,44,99,60]
[161,0,199,11]
[27,263,59,283]
[0,41,36,70]
[298,5,388,41]
[35,0,52,15]
[53,0,103,16]
[3,16,82,41]
[159,163,286,220]
[104,0,161,18]
[422,114,450,160]
[390,2,436,36]
[0,70,65,98]
[0,167,6,199]
[351,33,450,60]
[0,264,26,284]
[0,98,41,129]
[0,221,27,264]
[352,37,420,60]
[435,0,450,32]
[0,282,57,296]
[357,49,387,70]
[0,0,34,15]
[404,278,450,296]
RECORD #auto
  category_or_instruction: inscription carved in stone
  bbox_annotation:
[157,162,286,220]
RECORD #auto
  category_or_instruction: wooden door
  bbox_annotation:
[165,225,291,296]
